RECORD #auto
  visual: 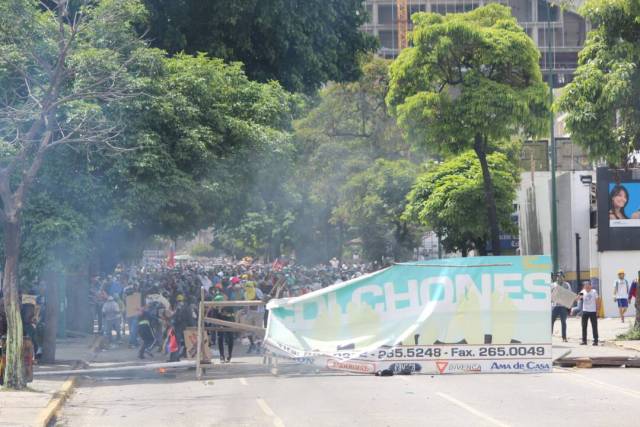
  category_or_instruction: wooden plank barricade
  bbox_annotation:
[195,288,269,379]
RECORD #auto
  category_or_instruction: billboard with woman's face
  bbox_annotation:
[608,183,640,226]
[597,168,640,250]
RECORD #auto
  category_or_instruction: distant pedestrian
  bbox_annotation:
[551,271,571,342]
[630,272,640,327]
[578,281,599,346]
[613,269,630,323]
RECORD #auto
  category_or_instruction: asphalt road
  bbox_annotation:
[56,352,640,427]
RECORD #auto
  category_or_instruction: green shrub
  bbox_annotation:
[616,326,640,341]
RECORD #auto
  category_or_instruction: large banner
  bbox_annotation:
[265,256,552,375]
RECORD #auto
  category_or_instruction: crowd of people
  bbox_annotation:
[89,258,384,362]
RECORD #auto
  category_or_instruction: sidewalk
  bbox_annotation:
[0,377,70,427]
[0,335,97,427]
[552,316,640,358]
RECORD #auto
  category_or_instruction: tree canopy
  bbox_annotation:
[0,0,300,388]
[0,0,156,388]
[556,0,640,166]
[387,4,547,254]
[334,159,421,262]
[142,0,377,93]
[405,151,519,256]
[289,57,423,263]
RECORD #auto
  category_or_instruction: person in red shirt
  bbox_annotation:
[630,272,639,326]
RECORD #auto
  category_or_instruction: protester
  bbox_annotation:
[89,277,106,334]
[137,309,155,359]
[87,257,380,362]
[551,271,570,342]
[166,326,181,362]
[242,279,264,353]
[579,281,599,346]
[102,296,122,344]
[21,304,40,359]
[123,283,139,347]
[213,294,235,363]
[613,269,630,323]
[172,294,193,358]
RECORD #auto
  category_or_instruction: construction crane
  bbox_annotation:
[397,0,409,51]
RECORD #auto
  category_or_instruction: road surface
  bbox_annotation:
[57,351,640,427]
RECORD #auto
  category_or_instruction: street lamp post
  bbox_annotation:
[546,0,559,274]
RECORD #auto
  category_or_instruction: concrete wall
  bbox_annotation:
[518,171,551,256]
[556,171,593,281]
[519,171,593,288]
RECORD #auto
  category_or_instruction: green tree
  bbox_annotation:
[405,151,520,256]
[0,0,149,389]
[213,137,300,261]
[142,0,377,93]
[386,4,547,255]
[105,53,296,242]
[291,57,420,263]
[333,159,421,262]
[556,0,640,166]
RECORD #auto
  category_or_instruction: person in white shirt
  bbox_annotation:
[578,281,599,346]
[613,269,630,323]
[551,271,571,342]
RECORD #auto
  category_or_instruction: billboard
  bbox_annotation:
[596,168,640,250]
[265,256,552,375]
[608,182,640,226]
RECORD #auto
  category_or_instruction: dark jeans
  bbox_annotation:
[551,306,568,339]
[138,324,155,358]
[218,331,234,360]
[581,312,598,343]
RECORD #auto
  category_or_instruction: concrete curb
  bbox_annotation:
[35,375,77,427]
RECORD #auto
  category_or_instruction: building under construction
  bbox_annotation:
[361,0,587,87]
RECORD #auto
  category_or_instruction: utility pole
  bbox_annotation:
[546,1,559,273]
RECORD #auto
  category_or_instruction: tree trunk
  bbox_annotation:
[474,239,488,256]
[70,266,91,334]
[41,270,58,364]
[473,134,501,256]
[2,220,25,389]
[337,222,344,264]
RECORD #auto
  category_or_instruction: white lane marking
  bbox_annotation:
[256,398,285,427]
[239,377,248,386]
[397,375,410,382]
[436,392,510,427]
[565,372,640,399]
[257,398,275,416]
